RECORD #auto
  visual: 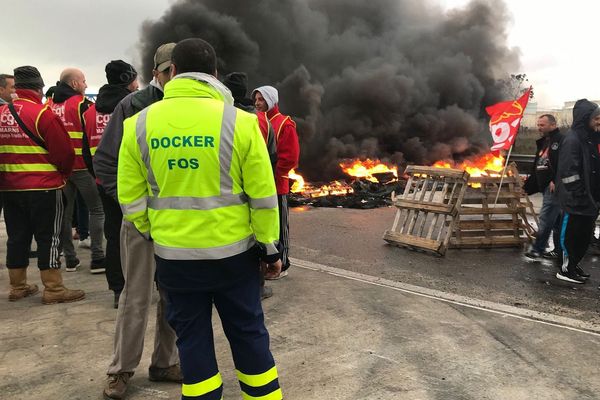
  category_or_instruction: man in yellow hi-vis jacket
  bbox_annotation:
[117,38,283,400]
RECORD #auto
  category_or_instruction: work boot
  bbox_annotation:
[148,365,183,383]
[40,269,85,305]
[103,372,132,400]
[8,268,39,301]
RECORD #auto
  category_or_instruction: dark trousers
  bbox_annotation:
[3,190,63,270]
[160,262,281,400]
[560,213,597,273]
[98,186,124,292]
[277,194,290,270]
[74,190,89,239]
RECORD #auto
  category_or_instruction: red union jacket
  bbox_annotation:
[267,105,299,194]
[47,93,89,170]
[0,89,74,191]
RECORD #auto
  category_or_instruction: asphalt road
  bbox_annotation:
[289,204,600,324]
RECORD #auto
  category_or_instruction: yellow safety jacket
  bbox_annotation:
[117,75,279,260]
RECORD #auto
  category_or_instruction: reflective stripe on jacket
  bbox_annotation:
[48,94,87,170]
[117,77,279,260]
[0,99,66,191]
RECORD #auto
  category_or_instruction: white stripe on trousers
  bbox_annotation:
[50,190,64,269]
[278,194,290,269]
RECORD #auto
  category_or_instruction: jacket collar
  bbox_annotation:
[15,89,42,104]
[164,73,233,105]
[266,104,281,119]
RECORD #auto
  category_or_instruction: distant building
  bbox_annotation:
[522,99,600,130]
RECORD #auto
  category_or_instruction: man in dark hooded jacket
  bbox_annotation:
[555,99,600,284]
[83,60,138,307]
[94,43,181,400]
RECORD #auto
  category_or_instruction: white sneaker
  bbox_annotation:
[78,238,91,249]
[266,269,288,280]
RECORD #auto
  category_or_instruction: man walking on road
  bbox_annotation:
[118,38,283,400]
[556,99,600,284]
[524,114,564,261]
[94,43,181,400]
[0,66,84,304]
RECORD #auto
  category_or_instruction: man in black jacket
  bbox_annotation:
[83,60,138,307]
[94,43,181,400]
[555,99,600,284]
[524,114,563,261]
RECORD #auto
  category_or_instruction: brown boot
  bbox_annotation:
[8,268,39,301]
[40,269,85,305]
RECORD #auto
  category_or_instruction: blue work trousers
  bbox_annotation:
[162,263,282,400]
[532,186,562,253]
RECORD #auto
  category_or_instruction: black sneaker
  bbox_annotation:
[65,258,80,272]
[524,249,542,261]
[90,258,106,275]
[542,250,560,259]
[575,266,591,279]
[556,270,585,284]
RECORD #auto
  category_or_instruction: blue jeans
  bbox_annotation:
[532,186,562,253]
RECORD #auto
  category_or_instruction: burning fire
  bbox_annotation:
[289,169,305,193]
[340,159,398,182]
[289,159,397,197]
[433,153,505,187]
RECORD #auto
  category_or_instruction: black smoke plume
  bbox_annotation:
[138,0,519,180]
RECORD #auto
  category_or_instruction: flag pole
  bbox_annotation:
[493,143,514,206]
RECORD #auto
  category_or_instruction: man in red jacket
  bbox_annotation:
[252,85,300,278]
[0,65,84,304]
[48,68,106,274]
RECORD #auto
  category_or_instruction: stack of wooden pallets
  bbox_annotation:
[451,163,536,249]
[384,163,536,256]
[383,165,469,256]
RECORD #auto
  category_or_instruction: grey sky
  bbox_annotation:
[1,0,595,108]
[1,0,170,90]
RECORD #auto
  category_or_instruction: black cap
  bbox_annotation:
[105,60,138,86]
[14,66,45,90]
[223,72,248,99]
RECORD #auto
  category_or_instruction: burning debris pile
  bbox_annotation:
[288,159,403,209]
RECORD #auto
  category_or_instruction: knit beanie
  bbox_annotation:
[105,60,138,86]
[14,66,45,90]
[223,72,248,99]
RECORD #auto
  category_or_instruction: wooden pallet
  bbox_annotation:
[383,166,469,256]
[450,163,534,249]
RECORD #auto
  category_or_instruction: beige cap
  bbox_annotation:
[153,43,176,72]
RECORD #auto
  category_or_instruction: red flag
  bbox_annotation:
[486,88,531,151]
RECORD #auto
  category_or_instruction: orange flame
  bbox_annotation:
[339,159,398,183]
[288,169,354,197]
[289,169,305,193]
[433,153,505,188]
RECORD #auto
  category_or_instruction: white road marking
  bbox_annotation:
[291,257,600,337]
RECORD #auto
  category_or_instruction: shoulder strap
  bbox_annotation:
[7,103,48,150]
[79,103,95,177]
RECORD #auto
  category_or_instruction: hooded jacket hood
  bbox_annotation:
[252,86,278,111]
[572,99,599,132]
[52,81,81,103]
[95,84,131,114]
